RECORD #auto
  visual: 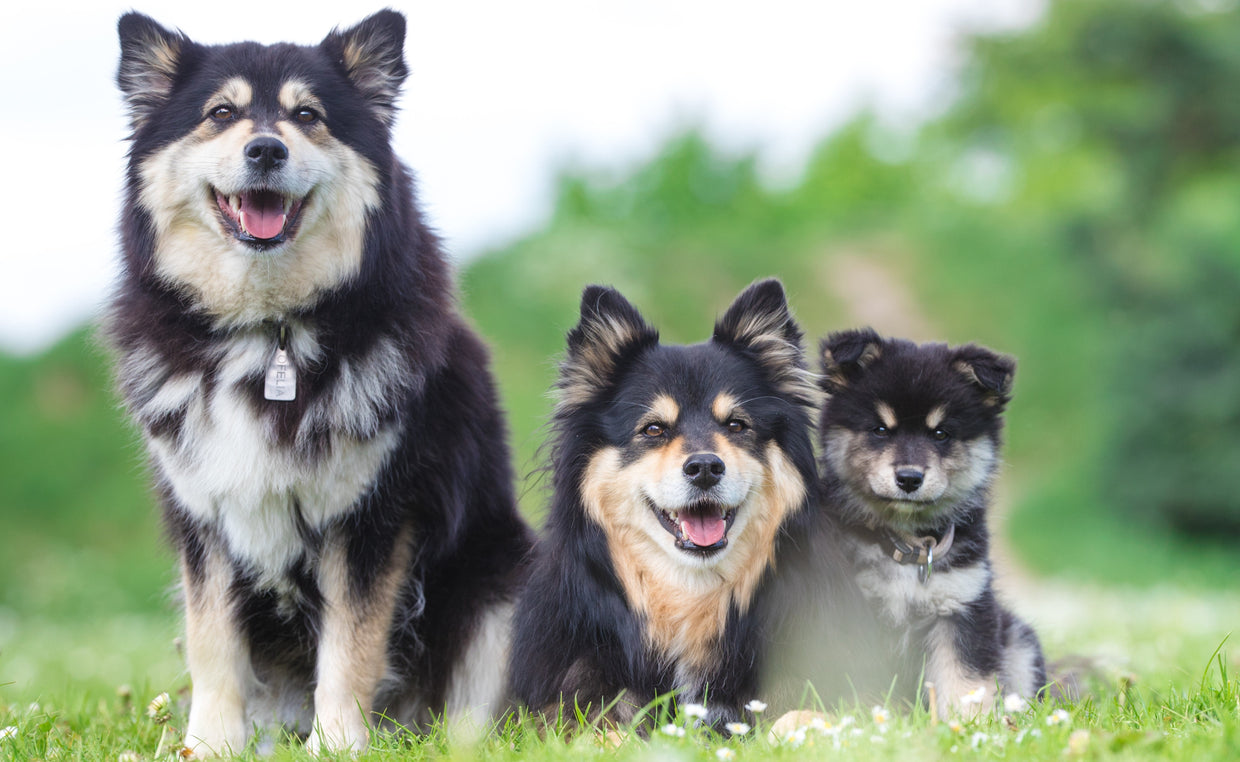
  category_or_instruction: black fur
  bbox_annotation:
[110,10,532,752]
[509,280,820,730]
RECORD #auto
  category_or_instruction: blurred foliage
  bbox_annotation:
[3,0,1240,629]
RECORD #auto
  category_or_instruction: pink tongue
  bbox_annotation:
[239,192,286,240]
[680,513,726,547]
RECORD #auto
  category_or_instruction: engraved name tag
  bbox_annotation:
[264,347,297,401]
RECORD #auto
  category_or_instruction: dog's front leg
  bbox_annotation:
[307,533,407,754]
[183,550,252,757]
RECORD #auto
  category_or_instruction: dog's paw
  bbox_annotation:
[305,717,370,756]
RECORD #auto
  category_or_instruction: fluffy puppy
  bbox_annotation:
[509,280,820,731]
[816,328,1046,715]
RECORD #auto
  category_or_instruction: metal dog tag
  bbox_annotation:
[264,346,297,401]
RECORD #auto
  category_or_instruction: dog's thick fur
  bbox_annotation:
[508,280,821,730]
[816,328,1046,714]
[110,11,532,754]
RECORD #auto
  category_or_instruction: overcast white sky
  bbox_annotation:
[0,0,1038,354]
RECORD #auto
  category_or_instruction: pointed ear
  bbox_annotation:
[322,10,408,126]
[556,286,659,411]
[117,13,189,131]
[819,328,882,393]
[713,279,818,409]
[952,344,1016,406]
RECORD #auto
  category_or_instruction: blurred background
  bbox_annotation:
[3,0,1239,705]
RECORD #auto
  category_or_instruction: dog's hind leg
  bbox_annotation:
[183,549,253,757]
[307,531,410,754]
[442,600,515,741]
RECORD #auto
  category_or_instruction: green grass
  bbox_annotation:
[3,585,1237,760]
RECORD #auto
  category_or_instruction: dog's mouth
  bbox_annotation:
[652,500,737,554]
[213,188,307,250]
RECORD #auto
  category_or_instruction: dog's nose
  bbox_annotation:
[895,468,924,493]
[245,137,289,172]
[683,453,725,489]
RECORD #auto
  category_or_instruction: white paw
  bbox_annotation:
[305,716,369,756]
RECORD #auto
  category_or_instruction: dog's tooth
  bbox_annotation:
[229,195,241,214]
[282,197,292,214]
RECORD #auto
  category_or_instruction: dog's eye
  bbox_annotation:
[872,425,890,438]
[932,428,951,442]
[294,108,319,124]
[726,420,746,434]
[643,423,665,438]
[209,105,236,121]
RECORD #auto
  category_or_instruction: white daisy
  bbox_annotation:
[744,699,767,713]
[0,727,17,741]
[682,703,709,720]
[146,692,172,723]
[725,722,751,736]
[971,731,989,749]
[715,749,737,761]
[1004,694,1030,713]
[1046,708,1070,726]
[961,686,987,706]
[870,705,889,731]
[661,723,686,738]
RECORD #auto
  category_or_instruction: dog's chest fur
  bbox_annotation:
[849,539,990,626]
[124,326,408,588]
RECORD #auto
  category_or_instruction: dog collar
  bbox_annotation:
[853,522,956,584]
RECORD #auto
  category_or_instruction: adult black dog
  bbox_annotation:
[111,10,532,755]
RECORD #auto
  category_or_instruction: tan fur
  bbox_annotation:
[278,80,324,116]
[119,31,183,128]
[926,404,948,430]
[557,315,653,412]
[183,551,252,757]
[925,619,993,718]
[340,34,404,125]
[645,394,680,428]
[876,402,897,429]
[712,392,738,422]
[582,441,804,672]
[208,78,254,113]
[136,77,381,326]
[308,528,411,753]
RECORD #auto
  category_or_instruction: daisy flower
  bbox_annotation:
[744,699,767,713]
[0,727,17,741]
[961,686,987,706]
[871,705,890,732]
[725,722,751,736]
[682,703,709,720]
[1004,694,1030,713]
[147,692,172,724]
[1046,708,1070,726]
[716,749,737,761]
[661,723,686,738]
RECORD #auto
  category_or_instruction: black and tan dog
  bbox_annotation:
[509,280,820,730]
[815,328,1046,715]
[110,11,532,755]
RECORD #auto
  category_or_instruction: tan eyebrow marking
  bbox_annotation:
[207,77,253,112]
[279,80,324,116]
[646,394,680,427]
[926,404,948,430]
[876,401,897,429]
[712,392,739,422]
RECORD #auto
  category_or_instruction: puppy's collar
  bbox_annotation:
[857,522,956,584]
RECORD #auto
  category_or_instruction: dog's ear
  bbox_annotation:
[556,286,659,411]
[322,10,408,126]
[714,279,819,410]
[819,328,883,393]
[117,13,189,132]
[952,344,1016,406]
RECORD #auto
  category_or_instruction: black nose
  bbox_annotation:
[895,468,924,493]
[245,137,289,172]
[683,453,725,489]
